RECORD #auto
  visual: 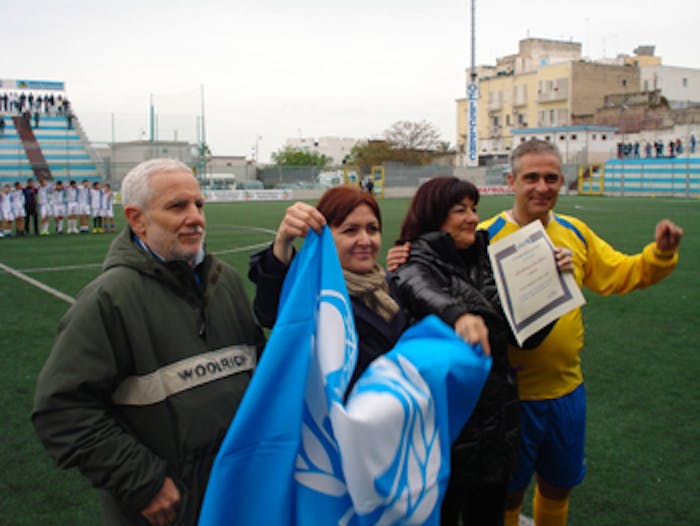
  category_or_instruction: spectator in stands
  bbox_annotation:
[66,110,74,130]
[23,178,38,235]
[34,111,40,129]
[0,114,6,138]
[645,141,653,158]
[655,141,664,157]
[12,181,26,236]
[691,134,697,154]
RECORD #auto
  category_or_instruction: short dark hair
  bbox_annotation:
[316,185,382,230]
[398,177,479,243]
[511,139,562,176]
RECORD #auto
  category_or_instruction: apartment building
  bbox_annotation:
[456,38,639,165]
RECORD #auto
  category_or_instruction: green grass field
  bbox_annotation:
[1,194,698,525]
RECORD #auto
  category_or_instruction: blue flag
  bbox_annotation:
[199,227,492,525]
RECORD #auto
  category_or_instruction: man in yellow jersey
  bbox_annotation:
[385,139,684,526]
[477,139,683,526]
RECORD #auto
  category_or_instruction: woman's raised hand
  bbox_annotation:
[273,202,326,265]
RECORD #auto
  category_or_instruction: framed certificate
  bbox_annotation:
[487,220,585,346]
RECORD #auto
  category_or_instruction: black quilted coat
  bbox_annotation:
[392,230,550,486]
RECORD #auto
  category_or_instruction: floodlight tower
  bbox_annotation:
[466,0,479,167]
[198,84,208,179]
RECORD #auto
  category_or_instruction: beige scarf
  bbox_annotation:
[343,265,400,322]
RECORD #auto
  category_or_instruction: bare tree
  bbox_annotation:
[383,120,443,151]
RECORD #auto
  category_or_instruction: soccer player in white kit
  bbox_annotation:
[90,181,103,233]
[66,180,80,234]
[0,184,15,237]
[51,180,67,234]
[102,183,115,233]
[77,179,91,233]
[37,178,52,235]
[12,181,26,236]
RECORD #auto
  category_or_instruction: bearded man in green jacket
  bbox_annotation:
[33,158,266,526]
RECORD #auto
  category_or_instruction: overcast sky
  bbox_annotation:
[4,0,698,162]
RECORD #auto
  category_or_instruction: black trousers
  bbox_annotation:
[25,210,38,234]
[440,478,508,526]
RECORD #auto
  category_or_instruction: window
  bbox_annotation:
[622,79,627,87]
[545,136,551,141]
[559,135,566,141]
[571,134,577,140]
[601,134,607,141]
[682,78,688,87]
[592,133,597,140]
[506,114,511,126]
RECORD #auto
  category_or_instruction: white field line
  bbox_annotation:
[0,262,76,305]
[17,241,273,274]
[1,225,275,302]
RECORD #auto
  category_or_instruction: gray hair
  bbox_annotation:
[510,139,562,176]
[121,158,193,209]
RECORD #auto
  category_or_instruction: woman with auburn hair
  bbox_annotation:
[391,177,571,526]
[248,185,408,392]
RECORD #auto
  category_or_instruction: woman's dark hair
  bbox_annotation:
[397,177,479,243]
[316,185,382,230]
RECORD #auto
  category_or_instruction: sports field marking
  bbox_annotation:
[17,242,273,274]
[21,263,103,273]
[1,225,276,304]
[213,241,271,255]
[0,262,76,305]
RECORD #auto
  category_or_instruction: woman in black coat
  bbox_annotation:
[391,177,570,526]
[249,185,407,395]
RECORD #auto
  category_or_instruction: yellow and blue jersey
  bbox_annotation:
[479,211,679,400]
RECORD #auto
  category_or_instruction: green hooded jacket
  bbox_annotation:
[32,227,265,525]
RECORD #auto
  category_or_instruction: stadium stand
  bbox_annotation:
[0,113,104,184]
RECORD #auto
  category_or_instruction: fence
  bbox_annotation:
[579,158,700,198]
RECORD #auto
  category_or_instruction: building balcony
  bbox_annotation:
[488,99,503,111]
[537,90,568,102]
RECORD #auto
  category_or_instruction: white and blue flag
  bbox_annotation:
[199,227,491,525]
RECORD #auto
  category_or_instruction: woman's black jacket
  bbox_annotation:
[248,246,407,394]
[392,230,551,486]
